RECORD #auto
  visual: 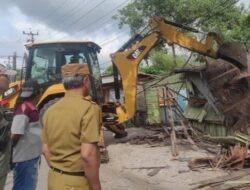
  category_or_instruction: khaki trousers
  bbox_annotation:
[48,169,90,190]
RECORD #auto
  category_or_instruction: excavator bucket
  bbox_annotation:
[217,42,248,70]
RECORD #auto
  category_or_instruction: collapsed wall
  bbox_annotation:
[184,51,250,134]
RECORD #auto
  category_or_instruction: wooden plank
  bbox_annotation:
[191,170,250,189]
[147,168,162,177]
[181,121,199,150]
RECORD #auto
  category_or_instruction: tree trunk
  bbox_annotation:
[172,45,177,66]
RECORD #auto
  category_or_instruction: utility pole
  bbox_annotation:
[13,52,17,70]
[8,56,10,66]
[23,30,39,43]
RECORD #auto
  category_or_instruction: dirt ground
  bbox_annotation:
[4,128,228,190]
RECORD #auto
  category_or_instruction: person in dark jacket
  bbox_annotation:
[0,73,10,190]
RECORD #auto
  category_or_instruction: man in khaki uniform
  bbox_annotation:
[41,64,101,190]
[0,73,10,190]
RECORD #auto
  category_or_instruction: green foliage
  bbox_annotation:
[102,66,113,76]
[140,50,185,74]
[224,12,250,46]
[116,0,250,47]
[140,65,162,75]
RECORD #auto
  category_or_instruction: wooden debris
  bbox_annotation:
[125,165,170,177]
[125,166,169,170]
[166,96,179,156]
[189,145,247,170]
[189,157,214,170]
[147,168,162,177]
[203,133,250,147]
[181,120,199,150]
[129,133,169,145]
[124,165,169,177]
[224,180,250,185]
[171,129,179,157]
[191,170,250,190]
[203,135,238,146]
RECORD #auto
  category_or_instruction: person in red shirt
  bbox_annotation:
[11,80,42,190]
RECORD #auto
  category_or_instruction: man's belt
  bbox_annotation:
[51,166,85,177]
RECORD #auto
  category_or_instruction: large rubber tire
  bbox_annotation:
[39,98,61,125]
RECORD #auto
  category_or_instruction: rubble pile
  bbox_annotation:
[205,60,250,132]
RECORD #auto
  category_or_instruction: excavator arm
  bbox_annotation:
[111,16,247,123]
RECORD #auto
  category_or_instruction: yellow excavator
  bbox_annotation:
[1,16,247,138]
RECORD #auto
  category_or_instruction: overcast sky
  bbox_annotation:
[0,0,131,69]
[0,0,249,69]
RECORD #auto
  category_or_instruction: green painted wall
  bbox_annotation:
[145,87,161,124]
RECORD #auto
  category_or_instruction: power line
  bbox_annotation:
[99,30,129,46]
[42,0,70,23]
[49,0,107,39]
[61,0,128,39]
[46,0,89,30]
[0,52,23,70]
[23,30,39,43]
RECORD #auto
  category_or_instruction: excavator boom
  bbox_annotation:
[149,17,247,69]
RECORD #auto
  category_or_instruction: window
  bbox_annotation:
[29,43,103,103]
[64,53,87,64]
[31,48,56,84]
[89,52,103,102]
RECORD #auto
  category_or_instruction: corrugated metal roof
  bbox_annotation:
[184,104,223,124]
[144,73,185,92]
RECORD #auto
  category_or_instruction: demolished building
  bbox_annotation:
[179,51,250,136]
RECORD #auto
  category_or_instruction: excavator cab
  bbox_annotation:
[25,42,103,103]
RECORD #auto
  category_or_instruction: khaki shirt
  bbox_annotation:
[41,91,101,172]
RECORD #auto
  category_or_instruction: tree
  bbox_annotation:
[115,0,250,46]
[102,66,113,76]
[139,50,185,74]
[114,0,249,74]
